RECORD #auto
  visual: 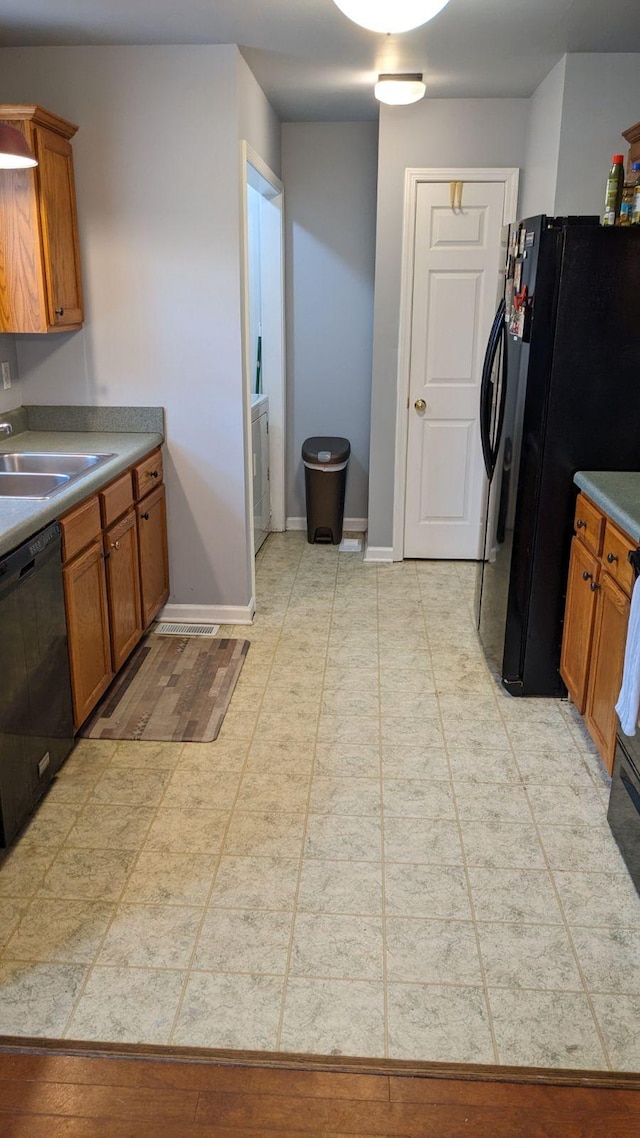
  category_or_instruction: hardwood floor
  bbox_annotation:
[0,1042,638,1136]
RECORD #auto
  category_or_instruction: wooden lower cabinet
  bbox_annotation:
[585,572,630,771]
[104,509,143,672]
[559,537,600,714]
[63,539,113,728]
[137,483,170,628]
[560,491,636,774]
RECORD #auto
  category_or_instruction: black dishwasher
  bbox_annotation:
[0,522,74,847]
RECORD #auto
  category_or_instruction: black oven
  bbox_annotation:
[608,733,640,895]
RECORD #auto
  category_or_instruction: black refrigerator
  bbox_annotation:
[475,215,640,697]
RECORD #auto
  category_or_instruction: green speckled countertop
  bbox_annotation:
[574,471,640,543]
[0,406,164,558]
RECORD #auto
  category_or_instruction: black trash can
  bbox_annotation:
[302,436,351,545]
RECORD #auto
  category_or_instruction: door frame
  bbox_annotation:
[392,166,519,562]
[240,142,286,602]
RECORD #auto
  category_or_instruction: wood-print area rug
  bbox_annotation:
[80,635,250,743]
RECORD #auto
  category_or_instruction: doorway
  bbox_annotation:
[393,167,519,561]
[241,144,286,581]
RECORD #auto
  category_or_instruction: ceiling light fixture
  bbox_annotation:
[375,73,426,105]
[332,0,451,34]
[0,124,37,169]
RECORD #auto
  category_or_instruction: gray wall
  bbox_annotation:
[282,121,378,523]
[519,57,566,219]
[0,45,280,613]
[367,98,528,551]
[555,54,640,216]
[0,336,20,414]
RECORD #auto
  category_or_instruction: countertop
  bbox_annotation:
[574,471,640,543]
[0,427,163,558]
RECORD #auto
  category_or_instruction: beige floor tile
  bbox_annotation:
[454,784,533,823]
[591,993,640,1071]
[505,720,574,752]
[173,971,283,1049]
[178,739,249,771]
[321,689,379,716]
[108,741,184,770]
[442,722,512,752]
[387,983,494,1063]
[4,900,113,963]
[66,966,185,1044]
[489,989,606,1068]
[0,960,87,1036]
[383,817,463,866]
[383,779,455,819]
[381,746,448,781]
[385,918,482,985]
[314,743,380,778]
[570,926,640,993]
[236,770,310,813]
[17,802,79,849]
[526,784,608,827]
[210,856,299,910]
[98,904,201,968]
[245,739,315,775]
[538,824,628,873]
[194,909,292,973]
[39,849,136,902]
[290,913,383,979]
[162,768,240,811]
[88,768,171,808]
[279,977,385,1056]
[385,863,471,920]
[447,749,521,785]
[379,667,435,694]
[67,739,118,765]
[323,666,379,691]
[309,777,381,817]
[381,717,443,748]
[304,814,382,861]
[0,847,57,899]
[297,860,383,915]
[253,711,318,745]
[223,811,305,858]
[460,822,546,869]
[122,852,217,907]
[144,808,229,855]
[554,870,640,928]
[468,868,562,924]
[317,713,380,746]
[66,805,155,851]
[0,899,28,950]
[478,922,582,990]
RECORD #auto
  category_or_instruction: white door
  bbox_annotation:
[403,179,506,559]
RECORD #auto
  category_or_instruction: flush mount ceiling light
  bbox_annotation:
[0,124,37,169]
[375,73,426,104]
[332,0,451,33]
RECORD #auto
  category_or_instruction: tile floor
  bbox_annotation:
[1,533,639,1070]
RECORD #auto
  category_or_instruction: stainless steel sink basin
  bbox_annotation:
[0,472,71,498]
[0,452,115,499]
[0,452,114,475]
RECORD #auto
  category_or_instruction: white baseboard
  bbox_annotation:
[363,543,395,563]
[159,600,256,626]
[286,516,368,533]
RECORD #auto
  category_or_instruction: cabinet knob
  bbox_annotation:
[147,469,159,479]
[607,552,618,564]
[110,540,120,551]
[141,512,150,521]
[590,581,600,592]
[576,519,586,529]
[55,308,64,317]
[582,570,593,581]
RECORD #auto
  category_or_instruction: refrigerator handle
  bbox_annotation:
[480,298,506,479]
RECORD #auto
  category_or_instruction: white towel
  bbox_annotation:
[616,574,640,736]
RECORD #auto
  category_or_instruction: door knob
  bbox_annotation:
[414,399,427,413]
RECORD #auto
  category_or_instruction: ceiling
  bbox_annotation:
[0,0,639,120]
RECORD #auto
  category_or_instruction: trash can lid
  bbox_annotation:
[302,437,350,465]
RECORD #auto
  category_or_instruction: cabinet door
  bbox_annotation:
[560,537,600,713]
[63,539,113,727]
[105,509,143,672]
[585,572,630,774]
[35,125,83,329]
[0,120,46,333]
[137,483,170,628]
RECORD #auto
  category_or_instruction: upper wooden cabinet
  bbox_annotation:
[0,105,83,333]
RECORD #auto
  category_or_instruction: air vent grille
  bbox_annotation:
[154,622,220,637]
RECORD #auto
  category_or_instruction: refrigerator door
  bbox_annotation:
[479,298,507,481]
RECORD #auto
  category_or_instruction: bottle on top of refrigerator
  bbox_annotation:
[632,162,640,225]
[603,154,625,226]
[619,175,635,225]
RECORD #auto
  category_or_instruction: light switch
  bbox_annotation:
[1,362,10,390]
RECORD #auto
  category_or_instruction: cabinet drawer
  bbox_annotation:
[59,495,101,563]
[602,520,635,596]
[574,493,605,557]
[100,471,134,529]
[133,449,163,501]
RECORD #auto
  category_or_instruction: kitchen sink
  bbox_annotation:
[0,452,115,499]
